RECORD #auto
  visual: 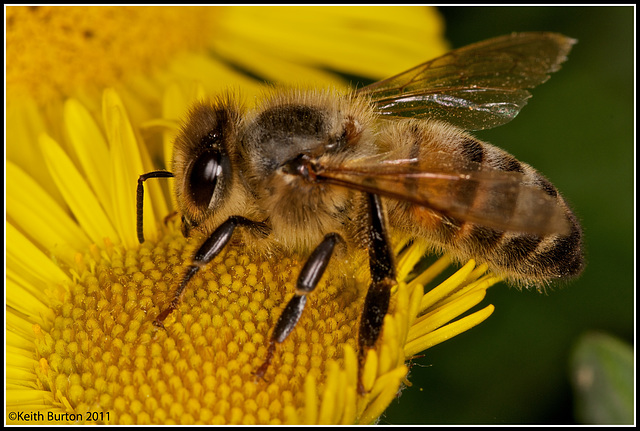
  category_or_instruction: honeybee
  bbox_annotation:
[137,32,584,389]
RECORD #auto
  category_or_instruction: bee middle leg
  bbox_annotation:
[358,193,397,394]
[154,215,269,327]
[255,232,345,379]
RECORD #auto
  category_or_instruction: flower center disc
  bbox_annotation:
[34,227,365,425]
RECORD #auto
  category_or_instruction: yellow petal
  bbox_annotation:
[64,98,113,219]
[103,89,169,247]
[359,365,408,424]
[419,259,476,313]
[318,360,341,423]
[7,223,71,289]
[7,161,91,264]
[6,277,55,327]
[214,6,447,80]
[303,373,318,424]
[404,304,495,358]
[39,133,118,245]
[408,289,489,343]
[6,98,65,206]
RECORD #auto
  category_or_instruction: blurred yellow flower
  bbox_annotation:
[6,5,497,424]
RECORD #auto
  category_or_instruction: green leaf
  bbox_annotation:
[570,332,634,424]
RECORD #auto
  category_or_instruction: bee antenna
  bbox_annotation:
[137,170,175,243]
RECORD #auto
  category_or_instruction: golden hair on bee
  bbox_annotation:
[237,87,381,252]
[137,32,584,385]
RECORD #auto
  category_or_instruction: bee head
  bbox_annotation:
[172,99,240,236]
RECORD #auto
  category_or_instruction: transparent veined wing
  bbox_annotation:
[314,152,569,235]
[358,32,576,131]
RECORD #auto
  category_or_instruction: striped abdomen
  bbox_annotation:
[381,119,584,287]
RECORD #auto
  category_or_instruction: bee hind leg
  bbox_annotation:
[254,232,345,380]
[358,193,397,394]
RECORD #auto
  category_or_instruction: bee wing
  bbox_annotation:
[316,154,569,236]
[358,32,576,131]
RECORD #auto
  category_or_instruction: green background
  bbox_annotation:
[381,6,634,424]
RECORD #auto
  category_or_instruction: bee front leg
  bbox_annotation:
[154,216,268,327]
[255,232,344,379]
[358,193,396,394]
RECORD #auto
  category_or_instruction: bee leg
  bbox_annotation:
[154,216,268,327]
[255,232,344,379]
[358,193,396,394]
[180,214,196,238]
[162,210,179,226]
[136,170,175,243]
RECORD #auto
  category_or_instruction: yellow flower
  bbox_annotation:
[6,6,497,424]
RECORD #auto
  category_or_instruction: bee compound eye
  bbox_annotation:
[188,148,223,208]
